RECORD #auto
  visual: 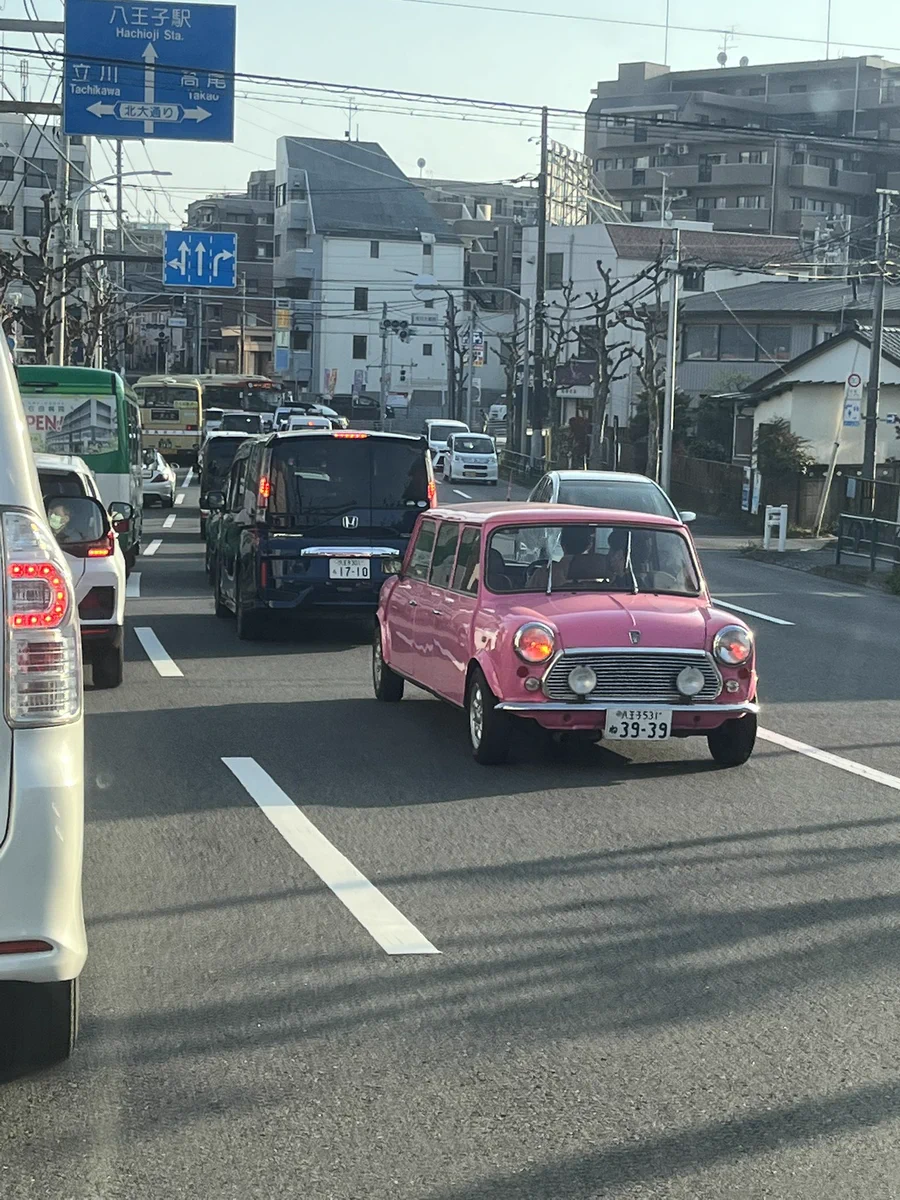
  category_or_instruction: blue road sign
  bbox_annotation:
[163,230,237,289]
[63,0,236,143]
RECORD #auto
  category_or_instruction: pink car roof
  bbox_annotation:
[428,502,686,530]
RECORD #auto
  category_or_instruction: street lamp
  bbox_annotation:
[69,171,172,245]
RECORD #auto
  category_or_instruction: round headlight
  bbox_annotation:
[676,665,706,697]
[713,624,753,666]
[568,664,597,695]
[514,622,556,664]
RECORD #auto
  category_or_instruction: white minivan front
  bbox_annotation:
[443,432,499,485]
[0,355,85,1072]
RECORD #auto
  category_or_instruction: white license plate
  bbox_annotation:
[328,558,370,580]
[605,708,672,740]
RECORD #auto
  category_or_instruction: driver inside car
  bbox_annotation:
[530,526,607,589]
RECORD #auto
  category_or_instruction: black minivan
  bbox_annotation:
[210,430,435,638]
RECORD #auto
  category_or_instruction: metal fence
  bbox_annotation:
[835,512,900,571]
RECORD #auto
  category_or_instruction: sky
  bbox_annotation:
[20,0,900,226]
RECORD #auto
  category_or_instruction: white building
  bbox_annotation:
[0,116,91,255]
[272,137,464,411]
[519,221,803,427]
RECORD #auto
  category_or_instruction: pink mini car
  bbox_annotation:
[373,503,759,766]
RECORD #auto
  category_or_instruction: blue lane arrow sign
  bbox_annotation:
[163,231,237,289]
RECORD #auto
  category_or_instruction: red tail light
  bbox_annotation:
[0,940,52,954]
[333,431,368,439]
[427,479,437,507]
[87,532,116,557]
[258,474,271,509]
[7,562,68,628]
[152,472,166,482]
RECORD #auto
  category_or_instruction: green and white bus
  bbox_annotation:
[17,366,144,568]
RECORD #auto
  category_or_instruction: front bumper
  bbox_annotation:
[0,726,86,984]
[495,699,758,732]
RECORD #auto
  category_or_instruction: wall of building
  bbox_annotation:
[753,381,900,465]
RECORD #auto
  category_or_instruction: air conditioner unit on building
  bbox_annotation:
[677,144,690,155]
[796,142,808,151]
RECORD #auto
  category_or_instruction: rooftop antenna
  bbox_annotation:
[717,29,736,68]
[417,157,426,178]
[345,98,357,141]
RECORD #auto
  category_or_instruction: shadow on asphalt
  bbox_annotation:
[124,611,374,659]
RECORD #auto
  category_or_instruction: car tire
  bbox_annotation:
[489,480,498,487]
[123,547,137,576]
[707,712,757,767]
[372,625,404,701]
[205,549,216,587]
[235,581,264,641]
[214,566,232,619]
[199,519,206,540]
[93,637,124,689]
[161,495,174,509]
[0,977,78,1071]
[466,666,511,765]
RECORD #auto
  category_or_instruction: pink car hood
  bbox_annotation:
[501,591,715,651]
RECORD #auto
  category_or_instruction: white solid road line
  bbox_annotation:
[134,627,184,678]
[163,513,176,528]
[181,467,193,489]
[143,539,162,556]
[174,493,185,506]
[125,572,141,598]
[711,598,795,626]
[453,489,472,500]
[223,757,440,956]
[760,727,900,794]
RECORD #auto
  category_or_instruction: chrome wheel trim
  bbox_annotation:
[469,683,484,747]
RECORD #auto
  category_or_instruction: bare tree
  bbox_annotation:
[541,281,580,429]
[620,278,667,480]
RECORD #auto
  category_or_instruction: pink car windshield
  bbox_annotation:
[486,524,701,596]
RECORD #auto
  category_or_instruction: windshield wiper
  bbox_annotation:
[624,530,638,594]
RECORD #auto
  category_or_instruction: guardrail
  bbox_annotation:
[835,512,900,571]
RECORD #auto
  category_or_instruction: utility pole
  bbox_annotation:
[530,105,549,462]
[195,292,203,374]
[49,134,70,365]
[238,272,247,374]
[466,306,476,429]
[379,301,389,413]
[446,291,457,419]
[115,140,125,371]
[660,227,681,495]
[863,188,898,494]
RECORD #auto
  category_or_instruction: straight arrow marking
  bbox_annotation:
[141,42,158,135]
[196,241,206,277]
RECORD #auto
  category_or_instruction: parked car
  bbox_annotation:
[423,418,469,473]
[198,431,259,539]
[35,453,130,689]
[210,430,435,637]
[442,432,499,485]
[141,449,176,507]
[0,355,86,1069]
[373,503,758,766]
[528,470,696,523]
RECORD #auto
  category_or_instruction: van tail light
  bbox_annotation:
[2,510,82,727]
[333,431,368,439]
[427,479,437,508]
[258,474,271,510]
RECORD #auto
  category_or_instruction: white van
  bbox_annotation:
[423,418,469,473]
[0,354,85,1069]
[442,431,499,485]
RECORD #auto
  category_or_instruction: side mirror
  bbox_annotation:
[206,490,226,511]
[109,500,134,522]
[678,511,697,524]
[45,495,109,547]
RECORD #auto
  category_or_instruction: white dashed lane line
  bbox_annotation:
[125,572,141,598]
[134,627,184,678]
[181,467,193,489]
[143,539,162,557]
[174,493,185,506]
[711,599,795,627]
[223,757,440,957]
[453,489,472,500]
[760,728,900,795]
[163,513,177,529]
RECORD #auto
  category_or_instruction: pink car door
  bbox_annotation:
[387,517,437,680]
[425,524,481,705]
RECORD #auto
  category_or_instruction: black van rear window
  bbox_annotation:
[269,436,427,520]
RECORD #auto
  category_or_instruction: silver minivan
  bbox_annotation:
[0,350,85,1070]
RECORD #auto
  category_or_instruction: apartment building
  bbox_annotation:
[0,115,92,253]
[416,177,538,309]
[586,56,900,239]
[273,138,463,405]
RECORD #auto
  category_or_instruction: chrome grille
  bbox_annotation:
[543,650,721,703]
